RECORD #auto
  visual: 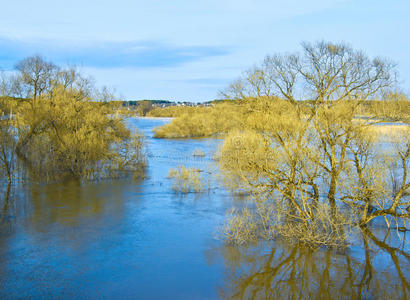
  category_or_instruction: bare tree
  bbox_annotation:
[51,66,96,101]
[95,85,117,102]
[221,41,396,106]
[0,71,29,99]
[15,55,58,102]
[0,71,11,97]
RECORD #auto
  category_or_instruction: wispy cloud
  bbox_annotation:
[0,37,229,70]
[1,0,409,100]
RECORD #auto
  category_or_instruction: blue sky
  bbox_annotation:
[1,0,409,101]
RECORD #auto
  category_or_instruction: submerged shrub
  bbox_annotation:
[15,86,146,181]
[192,149,205,157]
[223,208,258,245]
[167,165,204,193]
[223,200,358,249]
[271,203,358,248]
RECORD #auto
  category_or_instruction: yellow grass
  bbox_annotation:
[368,124,409,137]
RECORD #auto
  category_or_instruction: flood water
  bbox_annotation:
[0,118,409,299]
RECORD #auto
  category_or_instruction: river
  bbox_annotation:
[0,117,408,299]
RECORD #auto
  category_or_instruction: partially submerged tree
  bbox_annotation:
[219,41,408,246]
[15,85,145,181]
[0,55,146,183]
[0,114,16,183]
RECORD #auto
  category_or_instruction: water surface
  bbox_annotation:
[0,118,408,299]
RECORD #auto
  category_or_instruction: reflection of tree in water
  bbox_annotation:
[0,183,15,232]
[28,179,143,230]
[213,231,409,299]
[29,180,107,227]
[1,177,143,233]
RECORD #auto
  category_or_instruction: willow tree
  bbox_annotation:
[220,41,407,245]
[14,85,145,181]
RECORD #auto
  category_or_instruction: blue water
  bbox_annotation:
[0,117,408,299]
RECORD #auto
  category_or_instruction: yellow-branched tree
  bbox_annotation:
[14,85,145,181]
[219,41,409,247]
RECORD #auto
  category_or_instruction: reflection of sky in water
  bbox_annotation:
[0,118,408,299]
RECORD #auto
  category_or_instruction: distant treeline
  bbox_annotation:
[146,97,410,125]
[120,99,224,107]
[121,100,174,107]
[3,94,409,122]
[116,99,224,116]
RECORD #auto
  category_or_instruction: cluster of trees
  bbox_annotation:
[147,105,199,118]
[153,41,409,246]
[0,55,145,183]
[220,97,409,246]
[152,104,247,138]
[219,41,409,246]
[0,55,121,102]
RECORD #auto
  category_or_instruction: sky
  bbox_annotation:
[0,0,409,102]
